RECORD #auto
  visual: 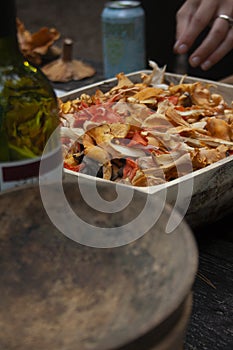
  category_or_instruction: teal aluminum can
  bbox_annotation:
[101,1,146,78]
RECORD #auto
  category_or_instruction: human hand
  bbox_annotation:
[173,0,233,70]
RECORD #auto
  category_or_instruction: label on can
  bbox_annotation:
[102,1,146,78]
[0,147,62,192]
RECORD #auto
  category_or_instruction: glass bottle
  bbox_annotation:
[0,0,61,191]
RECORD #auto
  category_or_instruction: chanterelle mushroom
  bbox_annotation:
[42,38,95,82]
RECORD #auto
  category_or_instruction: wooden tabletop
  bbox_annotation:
[185,213,233,349]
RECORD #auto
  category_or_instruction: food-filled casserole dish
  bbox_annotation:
[59,64,233,228]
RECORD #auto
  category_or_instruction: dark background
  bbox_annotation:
[16,0,106,64]
[16,0,232,82]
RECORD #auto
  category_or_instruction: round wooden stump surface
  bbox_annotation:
[0,183,198,350]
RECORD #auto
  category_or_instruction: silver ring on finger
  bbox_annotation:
[217,14,233,28]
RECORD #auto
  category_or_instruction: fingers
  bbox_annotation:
[188,17,233,69]
[173,0,233,70]
[175,1,198,41]
[197,27,233,70]
[174,0,217,54]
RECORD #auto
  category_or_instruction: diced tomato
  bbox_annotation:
[79,101,89,109]
[93,98,101,105]
[167,96,179,105]
[158,95,179,105]
[123,158,138,181]
[127,131,148,147]
[175,105,186,111]
[64,162,84,172]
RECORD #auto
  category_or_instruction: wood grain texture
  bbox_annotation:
[0,183,198,350]
[185,215,233,350]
